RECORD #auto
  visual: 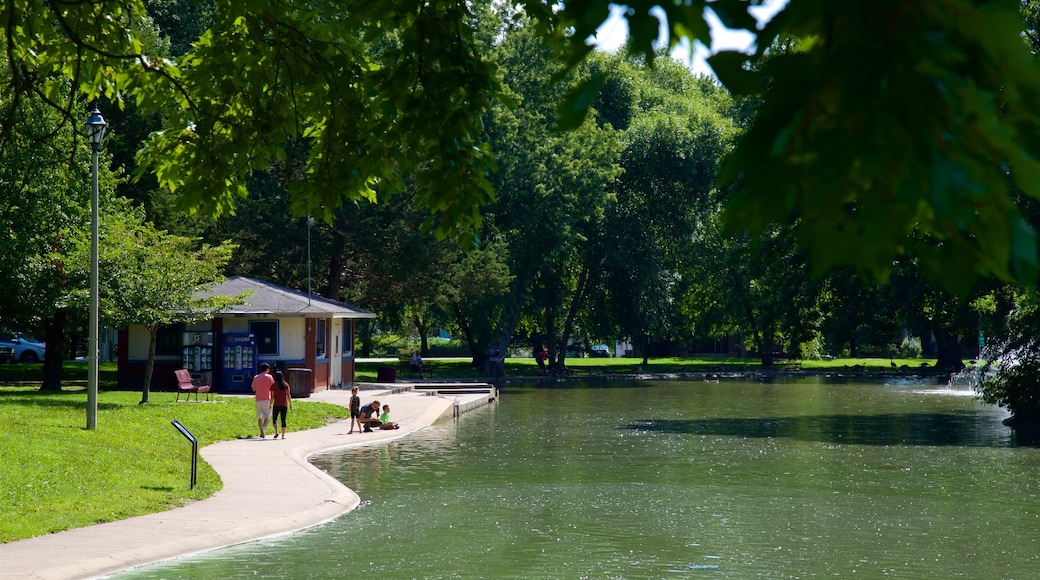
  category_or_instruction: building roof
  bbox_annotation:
[198,277,376,319]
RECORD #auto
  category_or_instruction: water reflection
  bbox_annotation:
[623,411,1025,447]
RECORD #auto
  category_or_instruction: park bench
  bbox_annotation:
[174,369,211,402]
[398,354,429,378]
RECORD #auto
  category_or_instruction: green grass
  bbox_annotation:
[0,387,349,543]
[0,360,119,385]
[357,356,941,380]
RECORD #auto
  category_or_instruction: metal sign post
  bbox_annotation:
[171,420,198,489]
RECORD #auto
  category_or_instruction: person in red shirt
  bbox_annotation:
[251,363,275,438]
[270,370,293,439]
[535,347,549,374]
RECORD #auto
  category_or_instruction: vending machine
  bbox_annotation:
[181,332,214,382]
[220,333,256,393]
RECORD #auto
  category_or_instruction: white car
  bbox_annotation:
[0,334,46,363]
[589,344,612,358]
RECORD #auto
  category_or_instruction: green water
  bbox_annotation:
[118,378,1040,578]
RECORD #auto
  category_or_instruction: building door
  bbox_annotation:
[329,319,342,387]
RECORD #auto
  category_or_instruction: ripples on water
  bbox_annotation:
[118,378,1040,579]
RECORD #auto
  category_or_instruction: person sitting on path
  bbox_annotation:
[250,363,275,438]
[270,370,293,439]
[379,404,400,430]
[358,400,383,432]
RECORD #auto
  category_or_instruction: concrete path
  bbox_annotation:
[1,388,467,580]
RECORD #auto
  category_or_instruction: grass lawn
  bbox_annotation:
[0,386,349,543]
[0,360,119,385]
[357,355,941,380]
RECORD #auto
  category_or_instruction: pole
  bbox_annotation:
[307,216,313,306]
[87,141,100,430]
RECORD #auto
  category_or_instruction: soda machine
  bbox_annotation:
[181,332,214,382]
[220,333,256,393]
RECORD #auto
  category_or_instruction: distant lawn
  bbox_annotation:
[0,388,350,543]
[0,360,119,386]
[357,355,943,381]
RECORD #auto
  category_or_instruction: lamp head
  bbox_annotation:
[84,107,107,145]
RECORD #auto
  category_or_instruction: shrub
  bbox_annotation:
[978,351,1040,422]
[896,336,922,358]
[977,290,1040,423]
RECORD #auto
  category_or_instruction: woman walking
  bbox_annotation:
[271,371,293,439]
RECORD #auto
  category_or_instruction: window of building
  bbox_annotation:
[343,320,354,357]
[156,323,185,356]
[250,320,278,355]
[316,318,327,358]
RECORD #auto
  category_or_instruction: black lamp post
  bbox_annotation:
[84,107,107,430]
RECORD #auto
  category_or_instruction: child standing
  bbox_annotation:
[348,386,362,434]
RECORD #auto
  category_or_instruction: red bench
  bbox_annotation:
[175,369,211,402]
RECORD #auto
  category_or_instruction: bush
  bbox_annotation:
[976,289,1040,423]
[364,334,470,357]
[895,336,922,358]
[424,339,469,357]
[978,352,1040,422]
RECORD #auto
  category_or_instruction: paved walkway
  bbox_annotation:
[1,388,465,580]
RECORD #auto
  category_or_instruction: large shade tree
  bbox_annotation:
[4,0,1039,295]
[0,87,123,389]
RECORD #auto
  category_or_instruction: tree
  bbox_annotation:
[4,0,501,241]
[977,287,1040,423]
[0,84,126,389]
[591,59,736,362]
[472,25,623,371]
[545,0,1040,292]
[969,1,1040,422]
[9,1,1039,293]
[98,205,237,403]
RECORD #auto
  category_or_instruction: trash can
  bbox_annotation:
[376,366,397,383]
[287,368,313,398]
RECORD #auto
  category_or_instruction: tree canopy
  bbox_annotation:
[6,0,1040,292]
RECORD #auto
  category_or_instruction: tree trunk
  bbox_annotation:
[67,328,81,361]
[849,335,858,358]
[641,336,649,366]
[934,328,965,373]
[140,326,158,404]
[413,313,430,354]
[357,320,373,357]
[486,297,523,376]
[40,309,68,391]
[543,305,559,369]
[761,335,775,366]
[557,264,591,372]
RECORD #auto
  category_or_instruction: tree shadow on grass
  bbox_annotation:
[621,412,1039,447]
[0,391,125,411]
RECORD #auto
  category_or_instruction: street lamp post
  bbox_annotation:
[84,107,107,430]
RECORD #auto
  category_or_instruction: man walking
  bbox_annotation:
[251,362,275,438]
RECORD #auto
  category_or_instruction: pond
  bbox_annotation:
[118,377,1040,578]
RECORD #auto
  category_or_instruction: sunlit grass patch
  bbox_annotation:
[0,388,348,542]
